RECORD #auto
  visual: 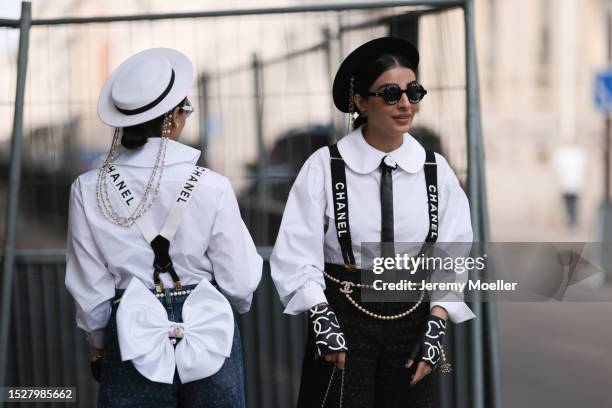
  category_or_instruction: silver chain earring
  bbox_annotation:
[348,76,355,129]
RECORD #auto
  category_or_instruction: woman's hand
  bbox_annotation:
[309,303,348,369]
[323,351,347,369]
[90,347,103,361]
[406,311,448,386]
[406,359,432,386]
[90,347,103,382]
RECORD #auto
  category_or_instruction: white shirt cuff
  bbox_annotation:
[283,281,328,315]
[229,294,254,315]
[87,329,105,348]
[431,296,476,323]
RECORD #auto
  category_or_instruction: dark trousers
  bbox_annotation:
[98,284,246,408]
[297,265,439,408]
[562,193,578,226]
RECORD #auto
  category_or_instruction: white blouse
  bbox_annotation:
[66,138,262,348]
[270,126,476,323]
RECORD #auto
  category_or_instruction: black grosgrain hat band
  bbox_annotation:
[115,69,176,116]
[99,48,195,128]
[332,37,420,113]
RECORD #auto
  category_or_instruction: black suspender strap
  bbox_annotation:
[151,235,181,291]
[327,146,438,268]
[328,144,357,269]
[415,150,439,284]
[423,150,439,243]
[107,164,206,293]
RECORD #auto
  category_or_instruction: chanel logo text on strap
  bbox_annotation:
[107,165,135,207]
[325,145,439,320]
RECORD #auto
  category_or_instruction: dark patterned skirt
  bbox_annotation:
[297,264,439,408]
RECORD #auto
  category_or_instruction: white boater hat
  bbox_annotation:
[98,48,195,128]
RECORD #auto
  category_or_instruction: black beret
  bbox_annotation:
[332,37,420,113]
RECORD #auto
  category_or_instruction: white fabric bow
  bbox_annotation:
[116,278,234,384]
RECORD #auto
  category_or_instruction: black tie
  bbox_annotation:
[380,156,396,254]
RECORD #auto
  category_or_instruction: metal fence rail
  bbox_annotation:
[9,250,471,408]
[9,252,96,408]
[8,250,307,408]
[1,1,499,407]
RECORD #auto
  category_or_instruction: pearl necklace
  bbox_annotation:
[95,114,171,227]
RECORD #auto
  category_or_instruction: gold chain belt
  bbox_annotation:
[322,270,425,320]
[322,270,453,374]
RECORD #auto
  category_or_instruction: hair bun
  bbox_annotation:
[121,128,147,149]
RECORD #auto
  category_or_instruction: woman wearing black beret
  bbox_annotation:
[271,37,475,407]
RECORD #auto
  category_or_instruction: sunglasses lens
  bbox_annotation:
[382,85,402,105]
[408,93,422,104]
[407,82,425,104]
[181,99,194,116]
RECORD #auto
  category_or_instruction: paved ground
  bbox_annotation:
[497,283,612,408]
[489,207,612,408]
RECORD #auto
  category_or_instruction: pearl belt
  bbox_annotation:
[323,270,425,320]
[113,288,194,305]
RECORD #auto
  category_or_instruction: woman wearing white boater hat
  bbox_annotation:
[65,48,262,407]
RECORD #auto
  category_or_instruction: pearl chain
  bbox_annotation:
[323,270,425,320]
[440,347,452,373]
[113,288,193,305]
[324,270,453,374]
[95,114,172,227]
[348,76,355,129]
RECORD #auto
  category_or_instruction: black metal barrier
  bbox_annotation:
[7,251,307,408]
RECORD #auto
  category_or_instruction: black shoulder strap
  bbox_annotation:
[328,144,356,268]
[327,146,438,266]
[423,150,438,243]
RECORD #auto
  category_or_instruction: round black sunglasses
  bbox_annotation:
[367,81,427,105]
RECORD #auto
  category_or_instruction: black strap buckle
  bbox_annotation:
[151,235,182,293]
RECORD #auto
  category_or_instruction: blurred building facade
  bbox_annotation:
[0,0,609,247]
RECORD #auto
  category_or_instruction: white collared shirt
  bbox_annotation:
[270,126,476,323]
[65,138,263,348]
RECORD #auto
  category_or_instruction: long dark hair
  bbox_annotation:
[120,98,188,149]
[352,54,416,129]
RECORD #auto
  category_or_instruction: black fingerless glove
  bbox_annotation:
[91,358,102,382]
[309,304,348,357]
[408,315,449,372]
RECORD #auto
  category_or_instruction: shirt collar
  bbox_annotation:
[112,138,201,167]
[336,126,425,174]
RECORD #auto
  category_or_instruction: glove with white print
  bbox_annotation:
[408,315,448,371]
[309,304,348,357]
